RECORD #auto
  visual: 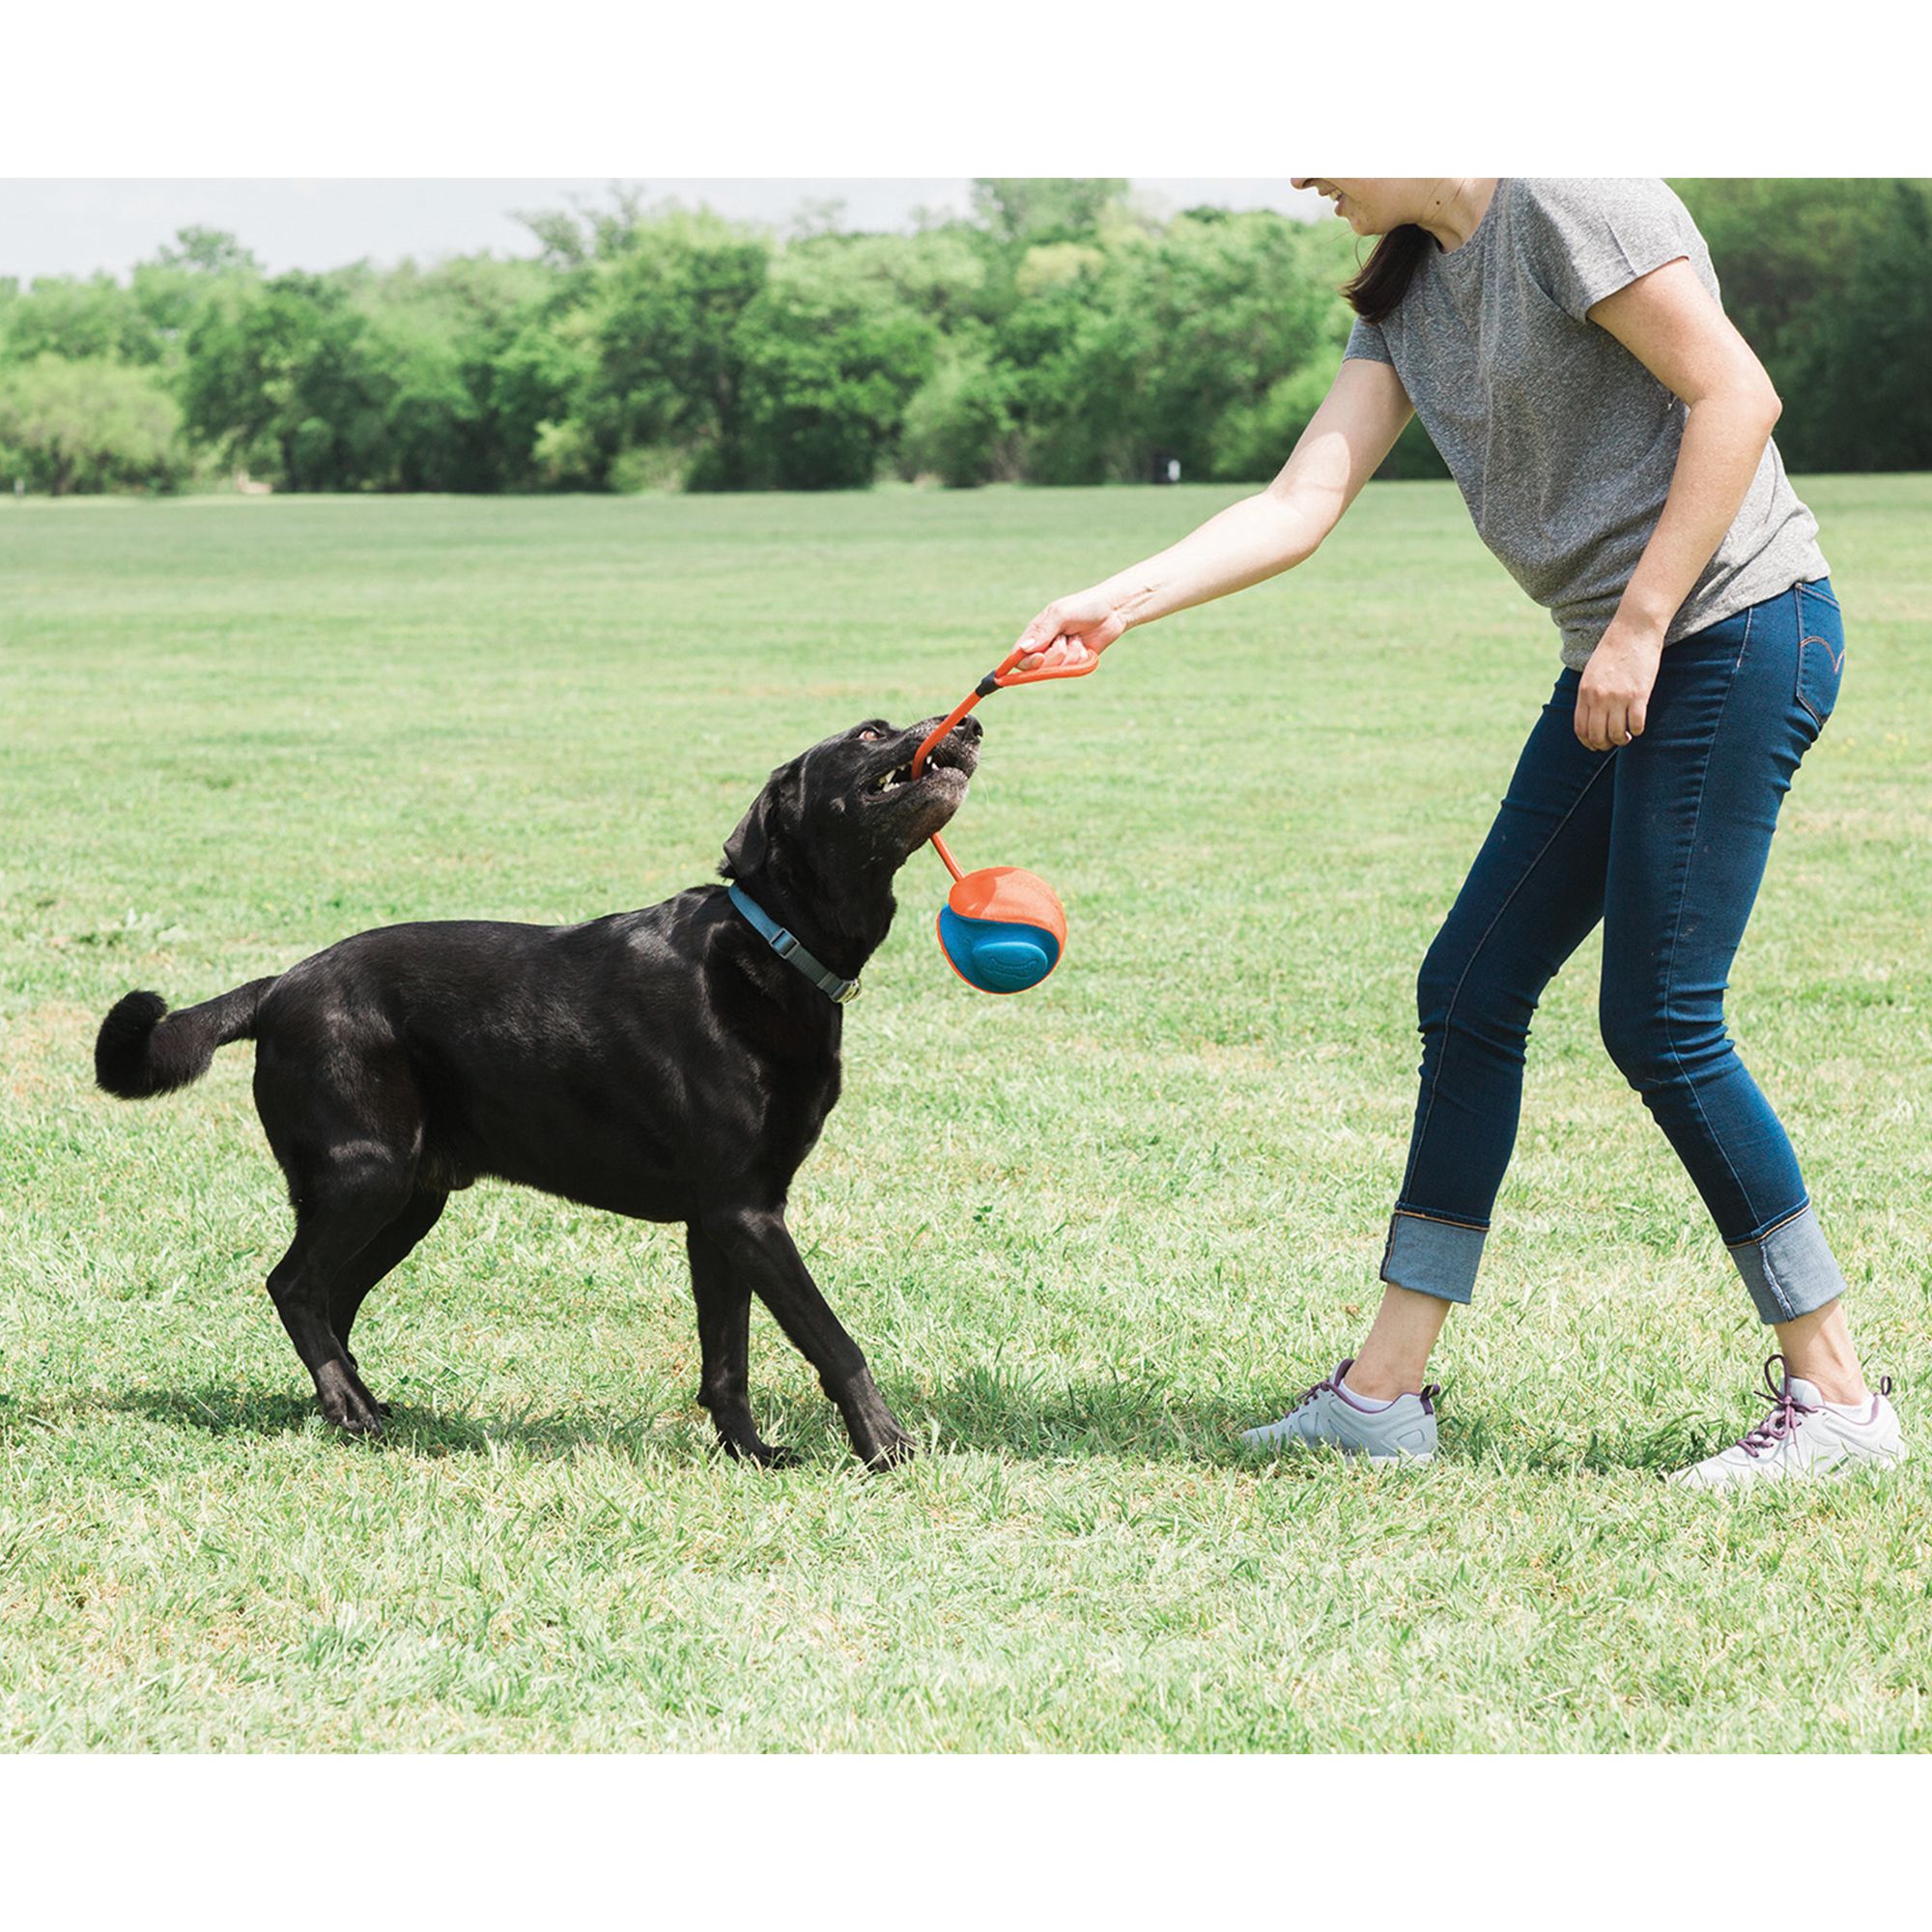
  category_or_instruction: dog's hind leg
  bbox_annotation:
[253,1022,429,1435]
[328,1188,447,1404]
[266,1158,415,1436]
[684,1223,798,1468]
[697,1207,913,1470]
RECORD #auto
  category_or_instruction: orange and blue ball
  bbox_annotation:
[936,867,1066,994]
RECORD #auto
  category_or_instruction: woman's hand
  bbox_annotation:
[1575,617,1664,751]
[1012,586,1127,674]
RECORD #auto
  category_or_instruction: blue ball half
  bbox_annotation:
[936,905,1063,994]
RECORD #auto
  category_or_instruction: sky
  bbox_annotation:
[1,180,1329,283]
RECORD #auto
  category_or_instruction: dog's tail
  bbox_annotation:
[95,978,278,1099]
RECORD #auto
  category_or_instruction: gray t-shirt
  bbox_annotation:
[1344,178,1828,668]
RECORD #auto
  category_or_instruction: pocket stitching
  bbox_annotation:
[1796,636,1843,728]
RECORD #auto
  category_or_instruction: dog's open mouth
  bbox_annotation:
[861,735,977,805]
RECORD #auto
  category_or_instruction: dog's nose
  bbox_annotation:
[953,715,983,742]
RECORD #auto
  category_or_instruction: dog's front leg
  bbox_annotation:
[684,1223,798,1467]
[698,1206,914,1469]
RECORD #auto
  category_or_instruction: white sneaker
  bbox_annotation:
[1668,1355,1906,1490]
[1241,1358,1438,1462]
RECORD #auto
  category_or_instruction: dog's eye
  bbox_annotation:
[859,730,879,742]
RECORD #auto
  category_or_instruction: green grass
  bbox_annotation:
[3,478,1928,1751]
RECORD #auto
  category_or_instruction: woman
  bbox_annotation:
[1014,178,1902,1488]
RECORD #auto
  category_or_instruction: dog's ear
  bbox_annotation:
[721,759,802,880]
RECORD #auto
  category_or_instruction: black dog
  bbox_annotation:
[94,713,982,1468]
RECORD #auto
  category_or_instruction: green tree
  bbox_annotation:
[813,225,1000,332]
[0,273,152,366]
[1672,178,1932,471]
[734,250,936,489]
[364,292,479,491]
[495,312,598,487]
[0,355,185,494]
[1208,362,1334,482]
[1135,212,1353,480]
[355,254,566,490]
[7,178,1921,497]
[970,179,1131,247]
[180,271,392,489]
[1671,180,1887,365]
[580,209,771,488]
[1003,278,1146,485]
[126,232,262,386]
[1776,181,1932,470]
[898,338,1013,487]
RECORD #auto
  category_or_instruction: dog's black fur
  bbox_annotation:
[95,712,982,1467]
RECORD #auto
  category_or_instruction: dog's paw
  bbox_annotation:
[319,1394,385,1438]
[316,1367,386,1438]
[717,1426,800,1470]
[859,1426,916,1472]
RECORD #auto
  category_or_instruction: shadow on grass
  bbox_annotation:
[71,1384,700,1465]
[29,1370,1710,1476]
[3,1391,703,1461]
[72,1373,1265,1469]
[94,1376,1264,1467]
[915,1366,1705,1474]
[913,1364,1274,1465]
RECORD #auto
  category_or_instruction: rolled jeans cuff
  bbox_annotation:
[1728,1202,1846,1325]
[1380,1208,1487,1306]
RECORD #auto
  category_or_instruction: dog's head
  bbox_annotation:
[721,714,982,973]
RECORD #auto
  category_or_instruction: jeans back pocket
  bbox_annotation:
[1794,579,1845,735]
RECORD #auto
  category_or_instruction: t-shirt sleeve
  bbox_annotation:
[1520,178,1698,321]
[1343,315,1394,364]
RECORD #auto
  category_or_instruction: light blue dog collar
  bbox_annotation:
[726,885,861,1005]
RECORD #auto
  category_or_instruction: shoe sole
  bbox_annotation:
[1238,1435,1435,1464]
[1667,1439,1908,1490]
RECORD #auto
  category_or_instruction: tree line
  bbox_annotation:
[2,179,1926,497]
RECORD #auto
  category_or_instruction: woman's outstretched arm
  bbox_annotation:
[1013,355,1414,670]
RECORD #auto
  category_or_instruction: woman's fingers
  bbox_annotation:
[1015,592,1116,673]
[1013,604,1065,668]
[1021,628,1095,676]
[1576,683,1643,751]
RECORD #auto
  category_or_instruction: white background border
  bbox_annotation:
[4,0,1923,1903]
[7,1,1925,177]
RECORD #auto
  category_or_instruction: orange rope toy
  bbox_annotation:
[910,642,1100,881]
[910,641,1099,994]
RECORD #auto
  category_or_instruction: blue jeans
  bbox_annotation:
[1383,578,1847,1324]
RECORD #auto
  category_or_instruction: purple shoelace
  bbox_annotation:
[1295,1358,1352,1409]
[1297,1357,1438,1415]
[1736,1353,1817,1459]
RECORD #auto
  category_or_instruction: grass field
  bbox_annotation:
[3,477,1928,1751]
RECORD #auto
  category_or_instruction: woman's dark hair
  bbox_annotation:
[1344,224,1432,324]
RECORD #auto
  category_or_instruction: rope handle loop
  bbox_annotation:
[910,643,1100,780]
